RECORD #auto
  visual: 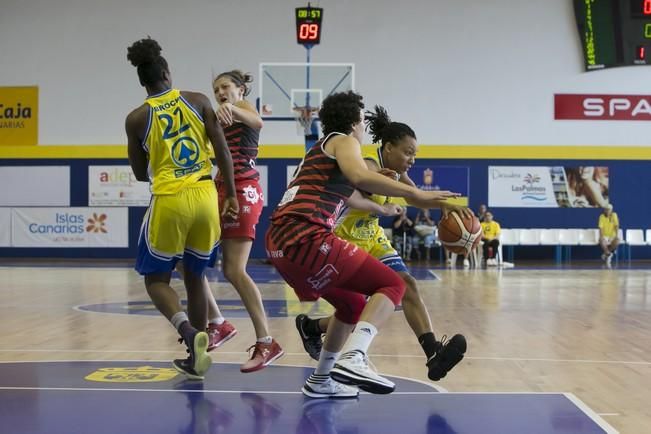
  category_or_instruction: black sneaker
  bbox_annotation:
[174,331,211,380]
[426,334,467,381]
[295,314,323,361]
[173,357,204,381]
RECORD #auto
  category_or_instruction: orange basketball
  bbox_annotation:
[438,211,482,255]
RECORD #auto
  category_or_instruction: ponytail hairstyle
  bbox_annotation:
[365,105,416,148]
[127,37,169,87]
[213,70,253,97]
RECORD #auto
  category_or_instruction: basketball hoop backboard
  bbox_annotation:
[258,62,355,120]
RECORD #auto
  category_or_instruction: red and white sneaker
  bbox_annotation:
[207,321,238,352]
[240,339,284,373]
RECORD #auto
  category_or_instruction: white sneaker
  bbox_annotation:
[302,373,359,399]
[463,259,470,268]
[606,253,613,265]
[330,350,395,394]
[487,258,497,266]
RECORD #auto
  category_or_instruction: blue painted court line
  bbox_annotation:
[77,298,337,318]
[0,361,616,434]
[0,262,443,280]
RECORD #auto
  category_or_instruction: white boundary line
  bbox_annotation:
[0,359,618,428]
[0,359,445,393]
[564,393,619,434]
[3,349,649,367]
[0,386,438,395]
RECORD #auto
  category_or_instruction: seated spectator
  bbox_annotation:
[392,208,415,261]
[477,204,488,222]
[413,208,438,261]
[598,204,619,265]
[481,211,501,266]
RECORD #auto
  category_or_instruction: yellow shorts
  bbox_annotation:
[334,224,407,272]
[136,183,220,275]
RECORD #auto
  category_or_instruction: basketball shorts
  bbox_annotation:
[265,223,405,306]
[136,183,220,276]
[217,180,264,240]
[335,224,408,273]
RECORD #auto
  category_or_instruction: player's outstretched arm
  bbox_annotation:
[398,172,473,218]
[331,135,459,204]
[346,190,402,216]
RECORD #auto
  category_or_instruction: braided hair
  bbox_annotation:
[127,37,169,87]
[214,70,253,97]
[365,105,416,148]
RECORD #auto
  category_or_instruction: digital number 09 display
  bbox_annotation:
[296,6,323,46]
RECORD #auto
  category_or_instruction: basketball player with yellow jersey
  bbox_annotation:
[125,38,238,380]
[296,106,471,382]
[335,149,406,271]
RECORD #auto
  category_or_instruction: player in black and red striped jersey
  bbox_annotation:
[266,91,460,399]
[207,70,282,372]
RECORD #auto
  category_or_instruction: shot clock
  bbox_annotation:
[575,0,651,70]
[295,5,323,46]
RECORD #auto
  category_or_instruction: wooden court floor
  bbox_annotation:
[0,260,649,433]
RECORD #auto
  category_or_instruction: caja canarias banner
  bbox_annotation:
[0,86,38,146]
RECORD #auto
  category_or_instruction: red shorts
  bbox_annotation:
[217,180,264,240]
[265,224,405,309]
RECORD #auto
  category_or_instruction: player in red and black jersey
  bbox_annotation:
[201,70,282,372]
[266,91,459,399]
[208,70,283,372]
[174,70,281,372]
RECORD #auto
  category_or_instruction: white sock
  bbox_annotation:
[315,350,340,375]
[209,316,225,325]
[341,321,377,355]
[257,336,273,344]
[170,311,189,331]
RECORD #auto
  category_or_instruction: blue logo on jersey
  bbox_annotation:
[171,138,200,168]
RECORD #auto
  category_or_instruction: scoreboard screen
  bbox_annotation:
[574,0,651,70]
[295,6,323,46]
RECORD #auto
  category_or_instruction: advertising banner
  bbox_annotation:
[406,166,470,206]
[287,165,298,186]
[12,207,129,247]
[0,86,38,146]
[89,166,151,206]
[555,94,651,121]
[256,165,268,206]
[0,208,9,247]
[0,166,69,206]
[489,166,610,208]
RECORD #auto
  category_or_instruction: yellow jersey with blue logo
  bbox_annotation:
[143,89,214,195]
[335,147,390,242]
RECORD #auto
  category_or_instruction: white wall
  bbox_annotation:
[1,0,649,146]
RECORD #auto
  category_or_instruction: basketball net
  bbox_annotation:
[293,106,318,136]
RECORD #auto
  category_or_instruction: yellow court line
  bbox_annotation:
[0,144,649,160]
